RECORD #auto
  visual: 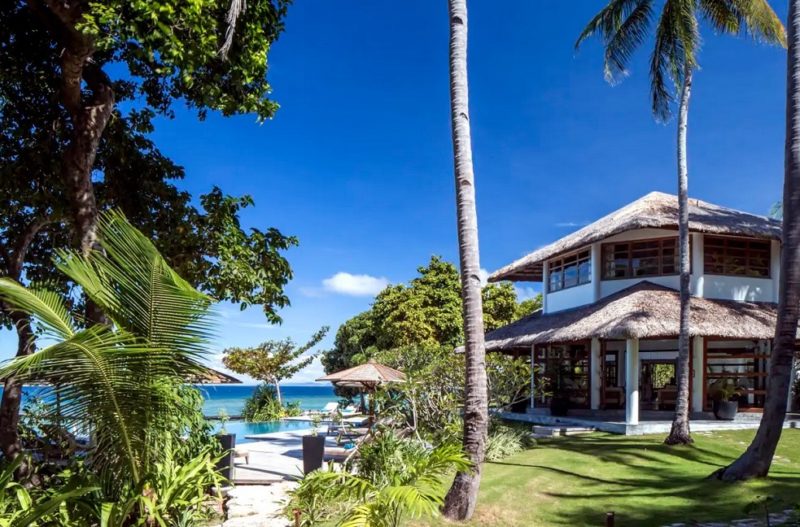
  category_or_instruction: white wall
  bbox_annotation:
[545,282,594,313]
[703,275,775,302]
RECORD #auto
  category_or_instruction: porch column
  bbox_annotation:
[530,345,536,409]
[691,337,704,413]
[625,338,640,424]
[590,338,602,409]
[691,233,704,297]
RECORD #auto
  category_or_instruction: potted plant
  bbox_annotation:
[302,413,325,474]
[710,378,743,420]
[215,409,236,480]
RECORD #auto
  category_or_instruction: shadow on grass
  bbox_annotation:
[486,433,800,527]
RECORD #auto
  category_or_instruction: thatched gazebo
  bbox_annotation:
[317,360,405,422]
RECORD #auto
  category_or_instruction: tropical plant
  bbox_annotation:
[223,327,328,405]
[287,437,470,527]
[0,455,97,527]
[709,377,744,402]
[0,210,214,508]
[241,384,286,422]
[485,421,535,462]
[576,0,785,446]
[714,0,800,481]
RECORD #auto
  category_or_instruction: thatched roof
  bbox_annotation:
[317,359,405,387]
[490,191,781,282]
[480,281,778,351]
[187,366,242,384]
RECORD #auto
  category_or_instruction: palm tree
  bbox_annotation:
[0,210,213,498]
[442,0,489,520]
[292,442,470,527]
[714,0,800,481]
[576,0,785,445]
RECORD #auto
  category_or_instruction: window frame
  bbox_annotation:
[547,249,591,293]
[703,235,771,279]
[601,236,682,281]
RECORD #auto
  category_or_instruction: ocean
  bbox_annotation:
[198,384,336,417]
[4,384,337,419]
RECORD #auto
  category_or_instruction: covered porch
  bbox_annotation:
[485,282,794,433]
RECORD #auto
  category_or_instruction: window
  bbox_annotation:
[704,236,770,278]
[548,250,590,292]
[602,237,679,280]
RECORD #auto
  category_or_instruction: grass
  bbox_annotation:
[421,429,800,527]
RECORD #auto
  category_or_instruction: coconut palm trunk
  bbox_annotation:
[666,66,694,445]
[713,0,800,480]
[442,0,488,520]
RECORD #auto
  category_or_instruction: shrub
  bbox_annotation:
[242,383,301,422]
[485,420,535,462]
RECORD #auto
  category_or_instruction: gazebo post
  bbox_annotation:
[530,345,536,410]
[590,338,602,410]
[625,338,640,425]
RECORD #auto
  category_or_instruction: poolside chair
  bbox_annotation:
[321,402,339,415]
[233,446,249,465]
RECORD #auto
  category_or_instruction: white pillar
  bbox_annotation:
[625,338,640,424]
[691,233,704,297]
[591,242,602,302]
[590,338,602,410]
[530,345,536,409]
[691,337,704,413]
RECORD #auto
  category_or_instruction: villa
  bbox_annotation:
[487,191,796,434]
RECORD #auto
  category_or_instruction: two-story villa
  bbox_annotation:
[485,191,790,434]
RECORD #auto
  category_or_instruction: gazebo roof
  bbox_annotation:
[317,359,405,386]
[490,192,781,282]
[477,281,780,351]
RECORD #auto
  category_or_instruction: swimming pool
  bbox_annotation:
[214,419,312,443]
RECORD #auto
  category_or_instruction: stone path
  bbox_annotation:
[221,482,297,527]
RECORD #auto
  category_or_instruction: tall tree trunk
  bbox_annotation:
[442,0,488,520]
[0,314,36,462]
[712,0,800,480]
[665,67,694,446]
[0,216,52,460]
[273,378,283,406]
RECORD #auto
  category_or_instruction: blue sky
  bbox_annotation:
[1,1,790,383]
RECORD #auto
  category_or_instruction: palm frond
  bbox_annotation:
[699,0,743,34]
[650,0,699,120]
[0,278,76,341]
[576,0,642,49]
[727,0,787,46]
[602,1,655,83]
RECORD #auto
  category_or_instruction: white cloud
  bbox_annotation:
[555,221,589,228]
[514,285,541,301]
[322,272,389,297]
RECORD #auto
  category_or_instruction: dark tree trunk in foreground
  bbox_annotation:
[31,1,112,322]
[442,0,488,521]
[713,0,800,480]
[0,217,52,461]
[666,67,694,446]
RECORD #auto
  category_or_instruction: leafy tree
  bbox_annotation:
[223,327,329,404]
[1,0,289,262]
[321,256,538,378]
[576,0,785,446]
[714,0,800,481]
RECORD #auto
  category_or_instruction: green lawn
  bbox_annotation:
[424,429,800,527]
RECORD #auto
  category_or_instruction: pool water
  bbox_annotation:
[214,419,312,443]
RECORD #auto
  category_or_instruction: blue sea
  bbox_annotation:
[198,384,336,417]
[4,384,337,419]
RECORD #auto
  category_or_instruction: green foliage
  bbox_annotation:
[242,384,285,422]
[576,0,785,121]
[223,327,328,389]
[372,345,535,444]
[0,211,215,505]
[485,421,536,462]
[286,435,470,527]
[322,256,541,384]
[0,456,97,527]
